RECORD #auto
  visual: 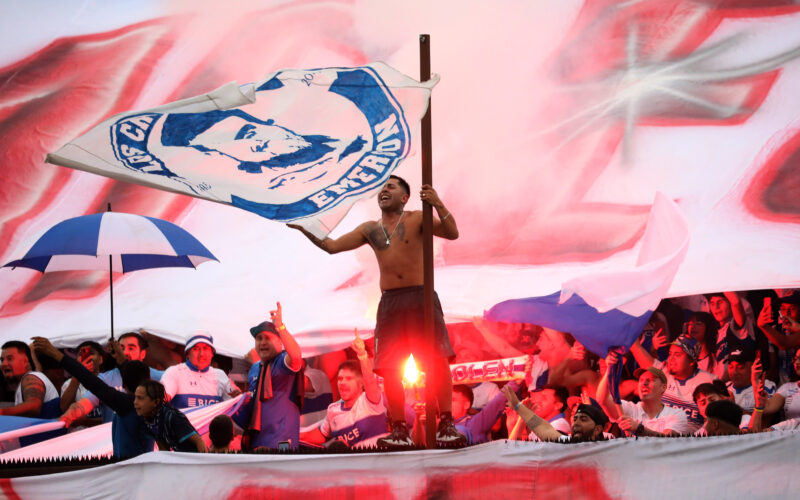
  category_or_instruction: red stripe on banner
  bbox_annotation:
[0,478,22,500]
[221,465,613,500]
[744,127,800,224]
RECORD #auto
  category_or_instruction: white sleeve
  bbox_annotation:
[620,400,638,419]
[217,369,232,400]
[160,366,178,398]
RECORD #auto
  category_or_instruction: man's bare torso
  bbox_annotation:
[361,210,424,291]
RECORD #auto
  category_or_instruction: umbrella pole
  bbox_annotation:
[107,203,114,340]
[109,255,114,340]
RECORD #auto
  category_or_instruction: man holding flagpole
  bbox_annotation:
[289,174,466,449]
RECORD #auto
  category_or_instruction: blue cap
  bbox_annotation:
[250,321,279,338]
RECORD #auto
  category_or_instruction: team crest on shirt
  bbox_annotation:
[109,66,411,221]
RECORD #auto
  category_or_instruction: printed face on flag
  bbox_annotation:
[101,65,416,224]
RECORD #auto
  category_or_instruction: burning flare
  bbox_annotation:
[403,354,420,386]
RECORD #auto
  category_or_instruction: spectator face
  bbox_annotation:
[0,347,30,381]
[133,385,160,418]
[780,302,799,321]
[570,413,601,441]
[530,389,560,420]
[794,352,800,377]
[255,331,283,363]
[336,367,363,406]
[79,345,103,375]
[638,371,665,401]
[695,392,724,419]
[119,337,146,361]
[451,390,472,420]
[186,343,214,371]
[709,296,732,324]
[727,360,752,389]
[685,318,707,341]
[666,345,694,378]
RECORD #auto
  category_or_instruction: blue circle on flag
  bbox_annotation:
[110,66,410,221]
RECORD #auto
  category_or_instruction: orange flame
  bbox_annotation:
[403,354,419,386]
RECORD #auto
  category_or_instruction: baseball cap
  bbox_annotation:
[574,403,609,427]
[250,321,279,338]
[185,331,216,354]
[728,347,756,364]
[778,292,800,306]
[672,335,701,361]
[633,366,667,384]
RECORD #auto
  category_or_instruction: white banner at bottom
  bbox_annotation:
[3,432,799,499]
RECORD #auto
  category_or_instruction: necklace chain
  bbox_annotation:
[379,211,405,245]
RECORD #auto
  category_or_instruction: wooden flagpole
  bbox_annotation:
[419,34,437,449]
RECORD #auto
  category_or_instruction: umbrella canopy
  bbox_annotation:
[3,211,218,338]
[3,212,217,272]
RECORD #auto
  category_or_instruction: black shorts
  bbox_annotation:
[373,286,455,374]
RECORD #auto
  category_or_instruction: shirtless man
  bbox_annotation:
[289,174,465,448]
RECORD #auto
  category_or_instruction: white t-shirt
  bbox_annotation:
[654,360,716,431]
[777,381,800,420]
[15,372,60,418]
[727,380,777,412]
[319,392,388,449]
[160,363,232,409]
[621,400,693,435]
[61,378,102,419]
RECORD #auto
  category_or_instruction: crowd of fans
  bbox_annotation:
[1,289,799,456]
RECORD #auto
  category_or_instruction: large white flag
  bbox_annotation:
[47,63,437,237]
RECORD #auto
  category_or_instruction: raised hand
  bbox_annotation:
[269,302,284,329]
[353,329,367,358]
[651,328,668,351]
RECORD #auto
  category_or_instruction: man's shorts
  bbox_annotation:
[373,286,456,374]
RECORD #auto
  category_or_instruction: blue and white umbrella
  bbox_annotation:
[3,211,218,336]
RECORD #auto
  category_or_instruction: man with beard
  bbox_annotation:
[630,335,717,431]
[0,341,60,418]
[236,302,304,450]
[597,352,691,436]
[61,332,163,427]
[289,175,465,449]
[502,385,609,442]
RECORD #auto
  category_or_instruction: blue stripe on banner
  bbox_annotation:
[25,213,104,258]
[171,394,222,409]
[143,216,217,259]
[486,291,653,357]
[332,413,388,447]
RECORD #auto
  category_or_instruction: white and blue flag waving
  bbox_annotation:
[47,63,438,237]
[487,192,690,358]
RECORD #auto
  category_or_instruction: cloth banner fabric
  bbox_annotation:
[47,63,437,238]
[2,433,799,499]
[0,394,246,460]
[486,192,689,356]
[0,417,66,453]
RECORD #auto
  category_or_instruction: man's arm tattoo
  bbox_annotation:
[21,376,45,403]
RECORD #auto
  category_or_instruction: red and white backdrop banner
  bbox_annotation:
[0,0,799,357]
[3,433,799,499]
